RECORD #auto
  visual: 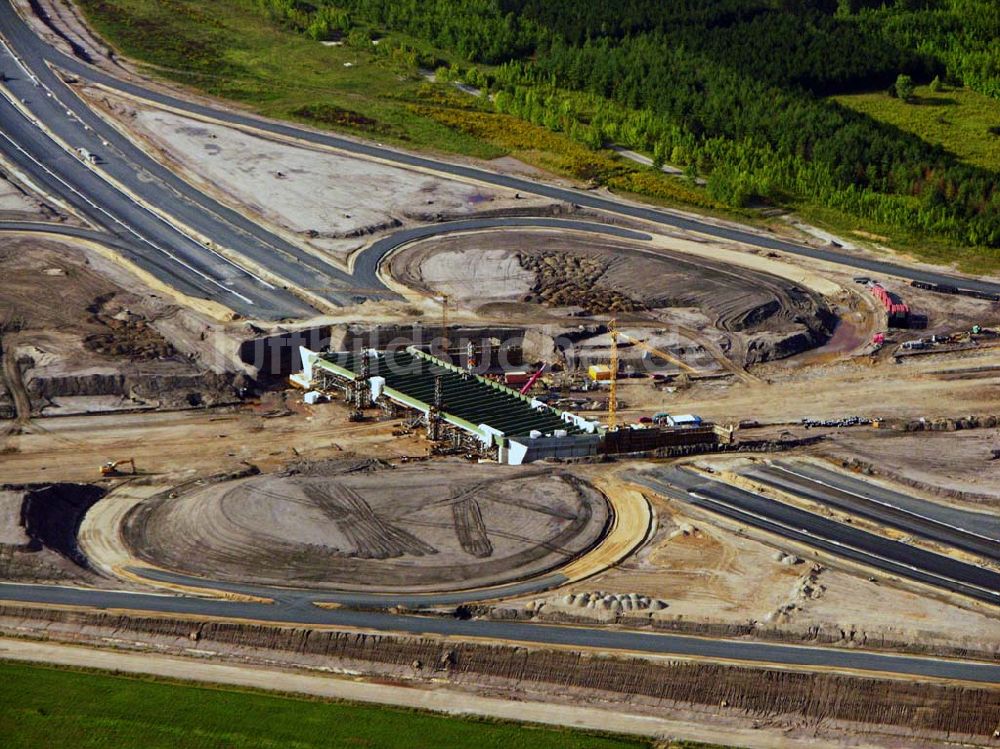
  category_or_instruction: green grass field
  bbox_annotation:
[77,0,504,158]
[835,85,1000,172]
[76,0,736,216]
[0,660,661,749]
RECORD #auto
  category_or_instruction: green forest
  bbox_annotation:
[246,0,1000,253]
[77,0,1000,260]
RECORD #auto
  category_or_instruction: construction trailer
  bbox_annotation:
[293,346,602,465]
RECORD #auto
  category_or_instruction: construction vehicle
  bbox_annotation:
[616,330,700,375]
[99,458,136,477]
[519,363,547,395]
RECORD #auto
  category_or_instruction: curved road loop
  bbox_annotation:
[2,2,999,684]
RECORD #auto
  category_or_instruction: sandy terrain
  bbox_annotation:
[790,566,1000,650]
[82,87,541,263]
[558,492,810,620]
[122,462,609,592]
[0,236,244,419]
[0,172,54,219]
[0,491,28,546]
[826,430,1000,507]
[607,343,1000,426]
[0,395,428,486]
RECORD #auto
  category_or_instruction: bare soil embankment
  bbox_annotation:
[0,237,250,419]
[389,230,836,367]
[0,484,104,583]
[0,604,996,747]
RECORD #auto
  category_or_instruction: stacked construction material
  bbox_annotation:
[869,283,910,327]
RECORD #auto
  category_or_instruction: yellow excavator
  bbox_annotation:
[99,458,136,477]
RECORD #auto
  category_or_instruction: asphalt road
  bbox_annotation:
[0,219,214,300]
[0,41,317,318]
[635,467,1000,606]
[742,461,1000,561]
[3,3,1000,684]
[3,0,1000,319]
[2,580,999,683]
[130,566,572,609]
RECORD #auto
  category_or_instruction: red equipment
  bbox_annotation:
[519,363,547,395]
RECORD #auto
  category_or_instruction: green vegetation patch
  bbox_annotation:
[835,85,1000,173]
[0,660,652,749]
[75,0,737,216]
[76,0,500,158]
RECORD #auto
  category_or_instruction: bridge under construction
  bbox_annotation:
[294,346,603,464]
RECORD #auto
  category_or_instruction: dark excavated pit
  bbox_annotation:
[121,460,610,593]
[0,483,106,581]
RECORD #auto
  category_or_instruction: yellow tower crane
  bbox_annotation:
[607,325,709,429]
[617,331,700,375]
[608,318,619,430]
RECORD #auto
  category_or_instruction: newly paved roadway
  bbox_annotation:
[2,0,1000,322]
[2,579,999,684]
[742,460,1000,561]
[635,467,1000,606]
[3,3,1000,684]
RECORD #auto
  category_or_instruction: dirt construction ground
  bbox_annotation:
[389,228,837,368]
[121,461,609,592]
[0,236,252,423]
[82,86,546,264]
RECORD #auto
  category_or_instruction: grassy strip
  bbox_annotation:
[0,659,673,748]
[76,0,998,271]
[834,84,1000,173]
[75,0,740,214]
[794,201,1000,275]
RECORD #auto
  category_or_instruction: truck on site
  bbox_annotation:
[76,147,98,164]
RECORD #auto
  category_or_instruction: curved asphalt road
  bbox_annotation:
[129,566,571,608]
[2,580,999,684]
[3,4,1000,684]
[3,0,1000,315]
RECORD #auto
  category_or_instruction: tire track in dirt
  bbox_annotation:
[305,484,437,559]
[452,497,493,558]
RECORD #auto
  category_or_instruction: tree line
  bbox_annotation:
[250,0,1000,248]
